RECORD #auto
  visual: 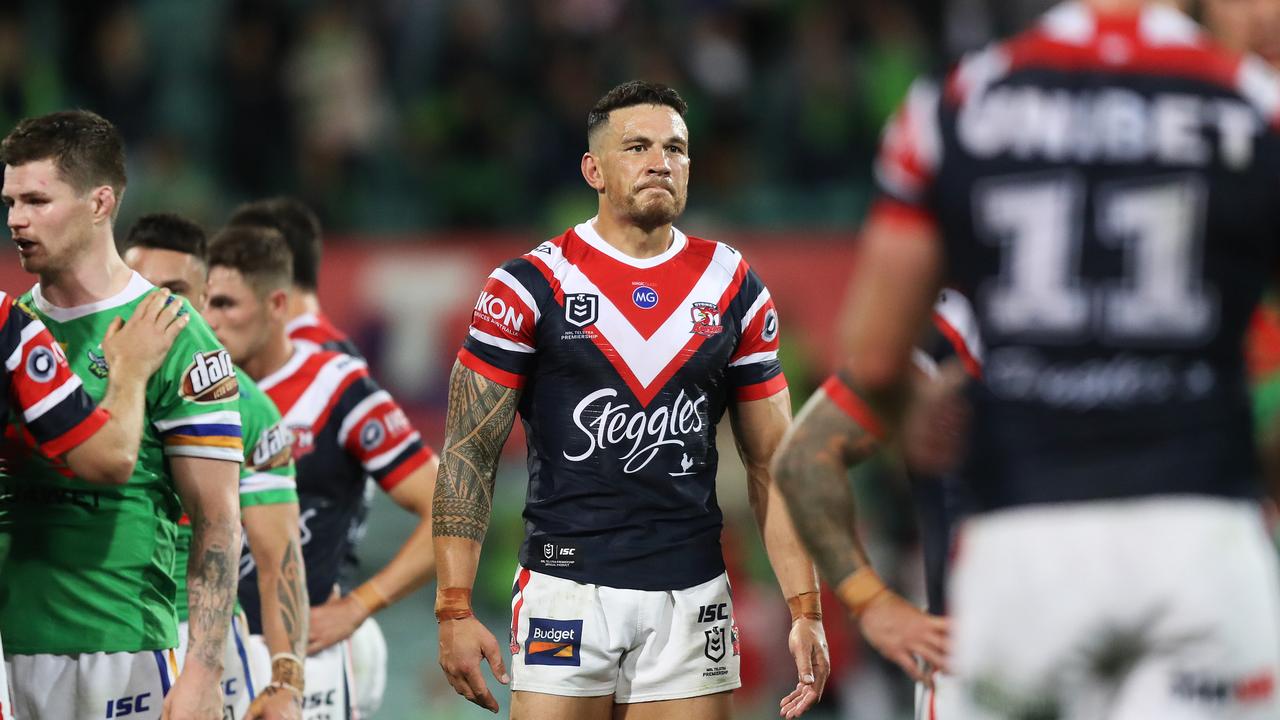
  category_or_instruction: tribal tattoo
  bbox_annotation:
[432,362,520,542]
[278,536,307,658]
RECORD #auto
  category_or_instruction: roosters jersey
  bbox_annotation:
[237,346,433,632]
[460,220,786,591]
[873,2,1280,511]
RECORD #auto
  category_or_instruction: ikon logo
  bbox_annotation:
[475,291,525,334]
[565,294,598,327]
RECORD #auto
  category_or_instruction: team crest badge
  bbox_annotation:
[564,294,598,328]
[704,626,726,663]
[690,302,723,337]
[86,348,110,379]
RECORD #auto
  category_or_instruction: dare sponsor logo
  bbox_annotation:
[249,424,294,470]
[690,302,723,337]
[181,350,239,404]
[525,618,583,666]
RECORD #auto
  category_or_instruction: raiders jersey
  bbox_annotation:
[461,220,785,591]
[237,346,433,631]
[874,2,1280,510]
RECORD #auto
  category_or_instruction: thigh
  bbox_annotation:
[615,573,740,704]
[510,566,624,698]
[511,690,614,720]
[612,691,732,720]
[303,643,352,720]
[11,651,176,720]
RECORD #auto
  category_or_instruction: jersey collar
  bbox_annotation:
[257,343,314,392]
[574,217,688,269]
[31,271,154,323]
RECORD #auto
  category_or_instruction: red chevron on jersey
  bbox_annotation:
[257,348,366,443]
[522,224,749,407]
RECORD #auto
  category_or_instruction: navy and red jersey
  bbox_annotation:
[237,346,434,631]
[873,2,1280,511]
[461,220,786,591]
[0,291,107,467]
[287,312,362,357]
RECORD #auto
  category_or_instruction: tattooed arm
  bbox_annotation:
[433,361,520,713]
[773,375,950,685]
[169,455,243,719]
[242,502,306,718]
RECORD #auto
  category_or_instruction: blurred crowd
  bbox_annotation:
[0,0,1063,236]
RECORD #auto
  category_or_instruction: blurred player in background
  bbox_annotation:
[833,1,1280,717]
[775,288,981,719]
[203,226,438,720]
[227,196,391,714]
[433,80,829,720]
[124,213,308,720]
[0,110,243,720]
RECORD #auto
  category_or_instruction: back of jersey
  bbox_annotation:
[876,2,1280,510]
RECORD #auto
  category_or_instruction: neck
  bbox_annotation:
[592,205,675,260]
[1085,0,1149,15]
[242,331,294,382]
[39,237,134,308]
[286,289,321,322]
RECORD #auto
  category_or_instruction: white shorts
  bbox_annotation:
[303,640,355,720]
[950,497,1280,720]
[348,617,387,717]
[7,649,178,720]
[0,635,13,720]
[246,634,271,701]
[508,566,741,703]
[915,672,962,720]
[175,614,259,717]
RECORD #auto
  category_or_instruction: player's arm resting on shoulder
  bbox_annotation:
[433,360,519,712]
[243,501,307,688]
[351,454,441,618]
[841,212,944,433]
[174,455,242,680]
[65,289,189,484]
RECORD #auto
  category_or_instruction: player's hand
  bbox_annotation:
[307,589,369,654]
[242,684,303,720]
[102,289,188,379]
[779,617,830,718]
[437,615,508,713]
[857,591,949,685]
[901,360,970,476]
[161,668,224,720]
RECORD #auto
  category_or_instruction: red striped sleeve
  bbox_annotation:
[821,375,887,441]
[458,347,526,389]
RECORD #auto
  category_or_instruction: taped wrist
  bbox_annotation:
[786,591,823,622]
[435,587,474,622]
[835,567,891,618]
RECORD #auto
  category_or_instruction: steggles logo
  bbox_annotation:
[564,388,707,473]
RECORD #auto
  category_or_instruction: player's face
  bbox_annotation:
[1202,0,1280,68]
[593,105,690,230]
[124,246,208,308]
[2,159,98,275]
[203,266,272,366]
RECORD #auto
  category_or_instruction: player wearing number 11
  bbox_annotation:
[830,1,1280,718]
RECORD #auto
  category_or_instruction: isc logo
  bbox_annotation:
[104,693,151,718]
[697,602,729,623]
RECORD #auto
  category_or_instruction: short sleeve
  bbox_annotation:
[727,267,787,401]
[147,295,243,462]
[335,372,433,492]
[458,260,543,388]
[869,78,943,230]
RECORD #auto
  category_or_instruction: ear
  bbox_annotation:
[581,152,606,193]
[267,287,289,318]
[90,186,117,224]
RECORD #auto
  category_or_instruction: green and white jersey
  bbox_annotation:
[175,371,297,623]
[0,273,243,655]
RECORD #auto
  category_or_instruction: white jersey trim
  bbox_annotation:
[31,272,154,323]
[490,268,541,323]
[153,410,242,433]
[165,445,244,462]
[364,433,421,473]
[728,351,778,368]
[277,353,368,428]
[5,318,49,372]
[574,218,689,269]
[21,375,83,424]
[241,472,298,495]
[257,346,319,393]
[468,327,535,354]
[337,390,392,447]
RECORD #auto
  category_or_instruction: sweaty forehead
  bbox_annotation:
[2,159,67,196]
[608,105,688,143]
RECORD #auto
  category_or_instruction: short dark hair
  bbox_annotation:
[587,81,688,144]
[207,225,293,297]
[226,197,322,291]
[0,110,127,198]
[122,213,207,261]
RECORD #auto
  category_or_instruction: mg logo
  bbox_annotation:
[564,294,598,328]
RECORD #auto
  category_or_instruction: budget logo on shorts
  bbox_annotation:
[632,285,659,309]
[525,618,583,666]
[564,294,598,328]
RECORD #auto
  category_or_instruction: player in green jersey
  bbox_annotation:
[0,111,241,720]
[125,213,308,720]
